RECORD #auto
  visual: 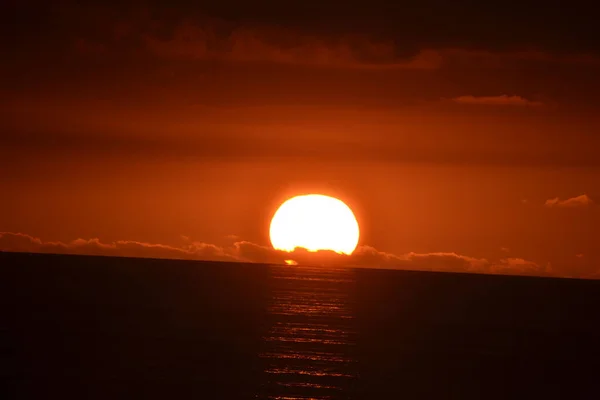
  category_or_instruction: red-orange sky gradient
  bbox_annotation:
[1,1,599,278]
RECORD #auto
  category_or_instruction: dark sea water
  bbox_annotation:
[2,252,600,399]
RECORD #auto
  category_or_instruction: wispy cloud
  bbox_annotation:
[450,95,543,106]
[545,194,594,208]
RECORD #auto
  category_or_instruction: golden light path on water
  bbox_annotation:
[257,265,358,399]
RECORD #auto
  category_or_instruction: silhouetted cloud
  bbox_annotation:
[0,232,568,278]
[437,48,600,69]
[451,95,543,106]
[89,16,600,71]
[41,1,599,56]
[349,246,489,273]
[232,241,289,264]
[0,232,238,262]
[7,1,599,85]
[35,4,597,72]
[545,194,594,208]
[142,21,441,70]
[488,258,551,276]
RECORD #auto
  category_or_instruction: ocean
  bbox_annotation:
[2,251,599,399]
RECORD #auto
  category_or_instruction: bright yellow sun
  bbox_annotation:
[269,194,360,255]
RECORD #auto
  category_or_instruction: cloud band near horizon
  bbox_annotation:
[0,231,581,279]
[545,194,594,208]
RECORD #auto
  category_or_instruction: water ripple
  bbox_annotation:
[257,265,358,399]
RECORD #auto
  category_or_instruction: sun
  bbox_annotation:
[269,194,360,255]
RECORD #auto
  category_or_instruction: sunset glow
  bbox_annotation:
[269,194,360,255]
[1,2,599,279]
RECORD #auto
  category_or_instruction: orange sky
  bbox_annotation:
[1,1,599,278]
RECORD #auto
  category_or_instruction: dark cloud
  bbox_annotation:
[5,2,600,71]
[141,20,441,69]
[64,17,600,71]
[120,1,600,56]
[0,232,570,278]
[4,3,600,169]
[545,194,594,208]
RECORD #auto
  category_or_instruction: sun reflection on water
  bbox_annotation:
[257,265,358,399]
